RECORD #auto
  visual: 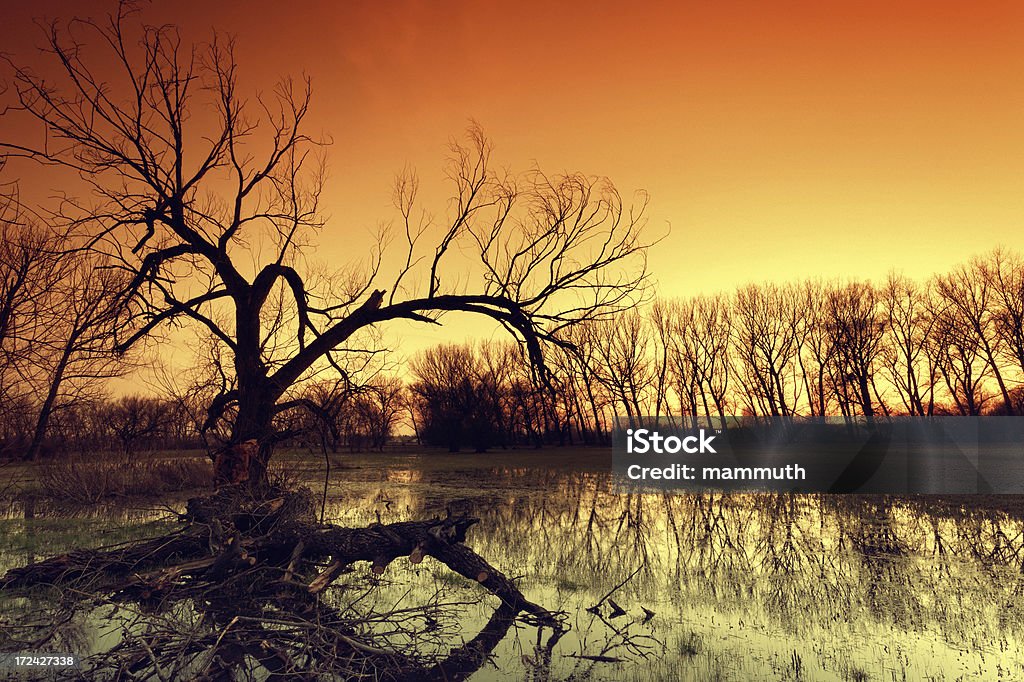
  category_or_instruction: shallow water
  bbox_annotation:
[2,452,1023,680]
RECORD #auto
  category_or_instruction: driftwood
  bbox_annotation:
[0,485,565,680]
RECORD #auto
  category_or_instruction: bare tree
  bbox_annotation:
[21,254,127,460]
[359,375,406,450]
[659,296,731,424]
[409,344,494,452]
[551,321,613,443]
[591,311,655,429]
[688,295,731,421]
[731,283,800,417]
[105,394,171,458]
[983,248,1024,409]
[0,185,128,460]
[934,257,1015,413]
[880,273,937,415]
[825,282,886,419]
[0,192,64,452]
[927,293,991,415]
[1,11,651,484]
[648,300,674,422]
[792,280,834,417]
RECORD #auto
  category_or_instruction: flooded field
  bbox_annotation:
[2,449,1024,680]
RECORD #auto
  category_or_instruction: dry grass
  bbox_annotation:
[265,461,305,490]
[39,455,213,503]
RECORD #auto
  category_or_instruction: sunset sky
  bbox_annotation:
[2,0,1023,352]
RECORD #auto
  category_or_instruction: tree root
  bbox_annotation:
[0,487,565,680]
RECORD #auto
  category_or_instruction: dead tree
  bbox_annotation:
[0,6,651,486]
[0,5,648,676]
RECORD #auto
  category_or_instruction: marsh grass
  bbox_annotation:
[39,455,213,502]
[843,663,871,682]
[265,461,306,490]
[0,516,178,564]
[432,568,475,588]
[555,576,587,592]
[677,631,702,657]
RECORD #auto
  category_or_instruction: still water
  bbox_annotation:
[2,452,1023,680]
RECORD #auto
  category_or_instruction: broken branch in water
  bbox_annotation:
[0,485,566,680]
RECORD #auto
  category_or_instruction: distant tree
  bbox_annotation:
[661,295,731,423]
[983,248,1024,412]
[880,273,937,416]
[731,283,800,417]
[592,310,655,428]
[664,299,700,422]
[475,342,518,448]
[409,344,499,452]
[825,282,887,419]
[0,395,33,459]
[934,257,1014,413]
[105,394,171,458]
[795,280,835,417]
[325,376,406,451]
[22,256,127,460]
[551,321,613,444]
[928,299,992,415]
[358,376,406,450]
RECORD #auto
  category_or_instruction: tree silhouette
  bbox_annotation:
[1,7,651,486]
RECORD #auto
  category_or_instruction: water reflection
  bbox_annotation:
[324,467,1024,680]
[2,464,1023,680]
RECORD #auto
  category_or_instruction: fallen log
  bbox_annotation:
[0,488,565,680]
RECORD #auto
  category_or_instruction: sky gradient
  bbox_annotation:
[2,0,1023,349]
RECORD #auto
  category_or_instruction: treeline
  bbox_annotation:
[402,248,1024,449]
[1,381,411,460]
[4,232,1024,457]
[1,395,199,458]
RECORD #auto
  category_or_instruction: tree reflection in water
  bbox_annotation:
[2,467,1023,680]
[325,468,1024,680]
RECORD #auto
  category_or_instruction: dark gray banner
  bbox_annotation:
[612,416,1024,493]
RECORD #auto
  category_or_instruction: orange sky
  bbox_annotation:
[3,0,1024,352]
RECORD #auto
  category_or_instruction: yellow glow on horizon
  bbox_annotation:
[3,0,1022,356]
